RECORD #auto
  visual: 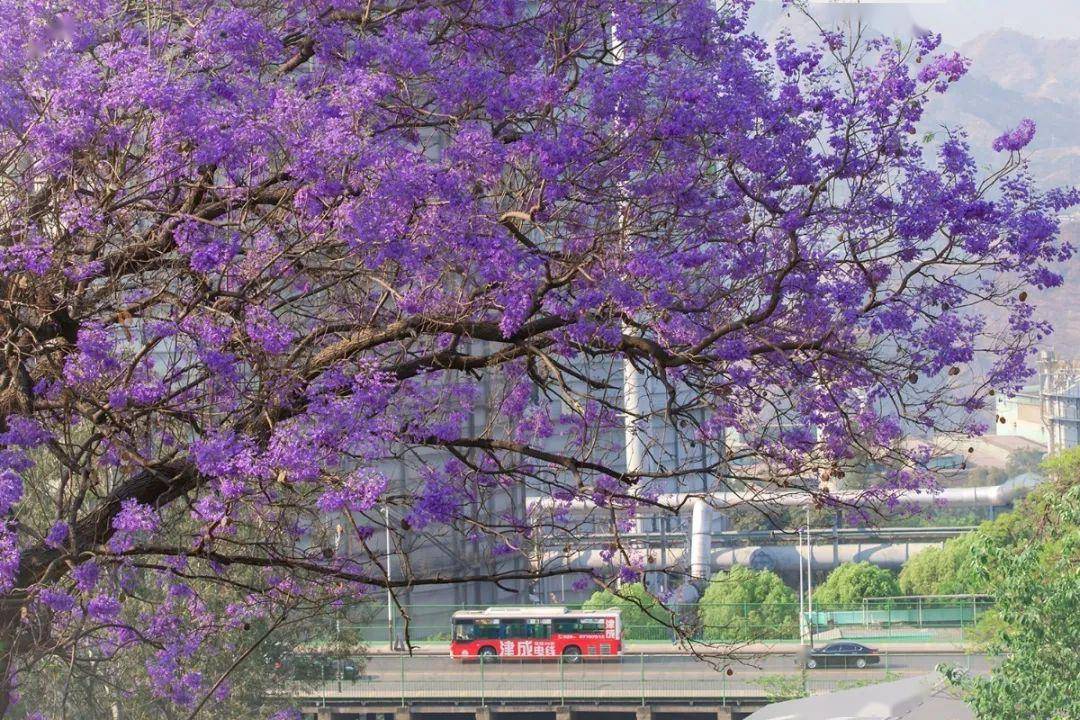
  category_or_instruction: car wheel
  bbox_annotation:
[856,658,867,669]
[562,646,583,663]
[478,646,498,661]
[806,659,817,669]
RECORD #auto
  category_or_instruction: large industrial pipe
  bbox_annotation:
[689,499,713,580]
[544,540,943,574]
[532,472,1044,512]
[534,473,1041,583]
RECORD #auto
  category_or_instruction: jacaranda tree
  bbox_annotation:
[0,0,1075,714]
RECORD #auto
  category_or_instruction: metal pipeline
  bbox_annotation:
[543,540,943,574]
[531,473,1044,512]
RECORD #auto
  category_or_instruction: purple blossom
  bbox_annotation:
[87,595,122,623]
[63,323,120,385]
[245,306,296,354]
[316,470,389,514]
[0,416,52,448]
[108,499,160,552]
[39,588,76,613]
[0,470,22,515]
[72,562,101,593]
[992,118,1037,152]
[44,521,69,549]
[189,432,257,480]
[175,220,239,272]
[916,51,969,92]
[0,232,52,275]
[0,529,18,594]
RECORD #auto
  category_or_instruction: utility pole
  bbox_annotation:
[805,506,814,647]
[384,503,394,650]
[798,526,806,644]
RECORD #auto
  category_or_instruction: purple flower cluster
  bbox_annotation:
[62,323,120,386]
[316,470,388,514]
[0,470,22,515]
[244,306,296,355]
[0,416,52,448]
[87,594,122,623]
[44,521,69,549]
[108,499,160,552]
[0,529,18,594]
[992,118,1037,152]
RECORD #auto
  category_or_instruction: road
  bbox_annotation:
[292,651,991,702]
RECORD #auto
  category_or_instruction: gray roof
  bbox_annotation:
[744,673,974,720]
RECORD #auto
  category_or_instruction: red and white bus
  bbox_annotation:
[450,606,622,661]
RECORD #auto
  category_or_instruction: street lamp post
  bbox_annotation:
[805,507,814,647]
[385,503,394,650]
[798,525,806,644]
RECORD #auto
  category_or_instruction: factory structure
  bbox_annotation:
[996,349,1080,452]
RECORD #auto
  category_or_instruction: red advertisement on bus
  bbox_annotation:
[450,606,622,661]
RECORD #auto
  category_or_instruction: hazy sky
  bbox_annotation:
[902,0,1079,43]
[759,1,1080,45]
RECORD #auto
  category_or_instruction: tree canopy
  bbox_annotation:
[700,566,797,642]
[583,583,674,641]
[898,534,984,596]
[812,562,900,606]
[945,449,1080,719]
[0,0,1074,713]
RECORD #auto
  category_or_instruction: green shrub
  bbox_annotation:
[700,567,797,642]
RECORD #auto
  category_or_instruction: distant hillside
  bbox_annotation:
[961,30,1080,108]
[948,30,1080,187]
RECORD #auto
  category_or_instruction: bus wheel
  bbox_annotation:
[562,646,582,663]
[478,646,498,662]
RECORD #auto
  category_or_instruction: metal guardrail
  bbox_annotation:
[288,651,984,706]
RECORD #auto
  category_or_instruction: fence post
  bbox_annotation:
[399,653,406,707]
[560,655,565,706]
[639,652,646,706]
[480,654,486,707]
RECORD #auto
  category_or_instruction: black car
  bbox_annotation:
[274,653,360,681]
[804,642,881,669]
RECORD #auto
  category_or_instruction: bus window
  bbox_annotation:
[501,622,528,639]
[576,618,606,634]
[553,618,606,635]
[474,620,500,639]
[453,621,474,641]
